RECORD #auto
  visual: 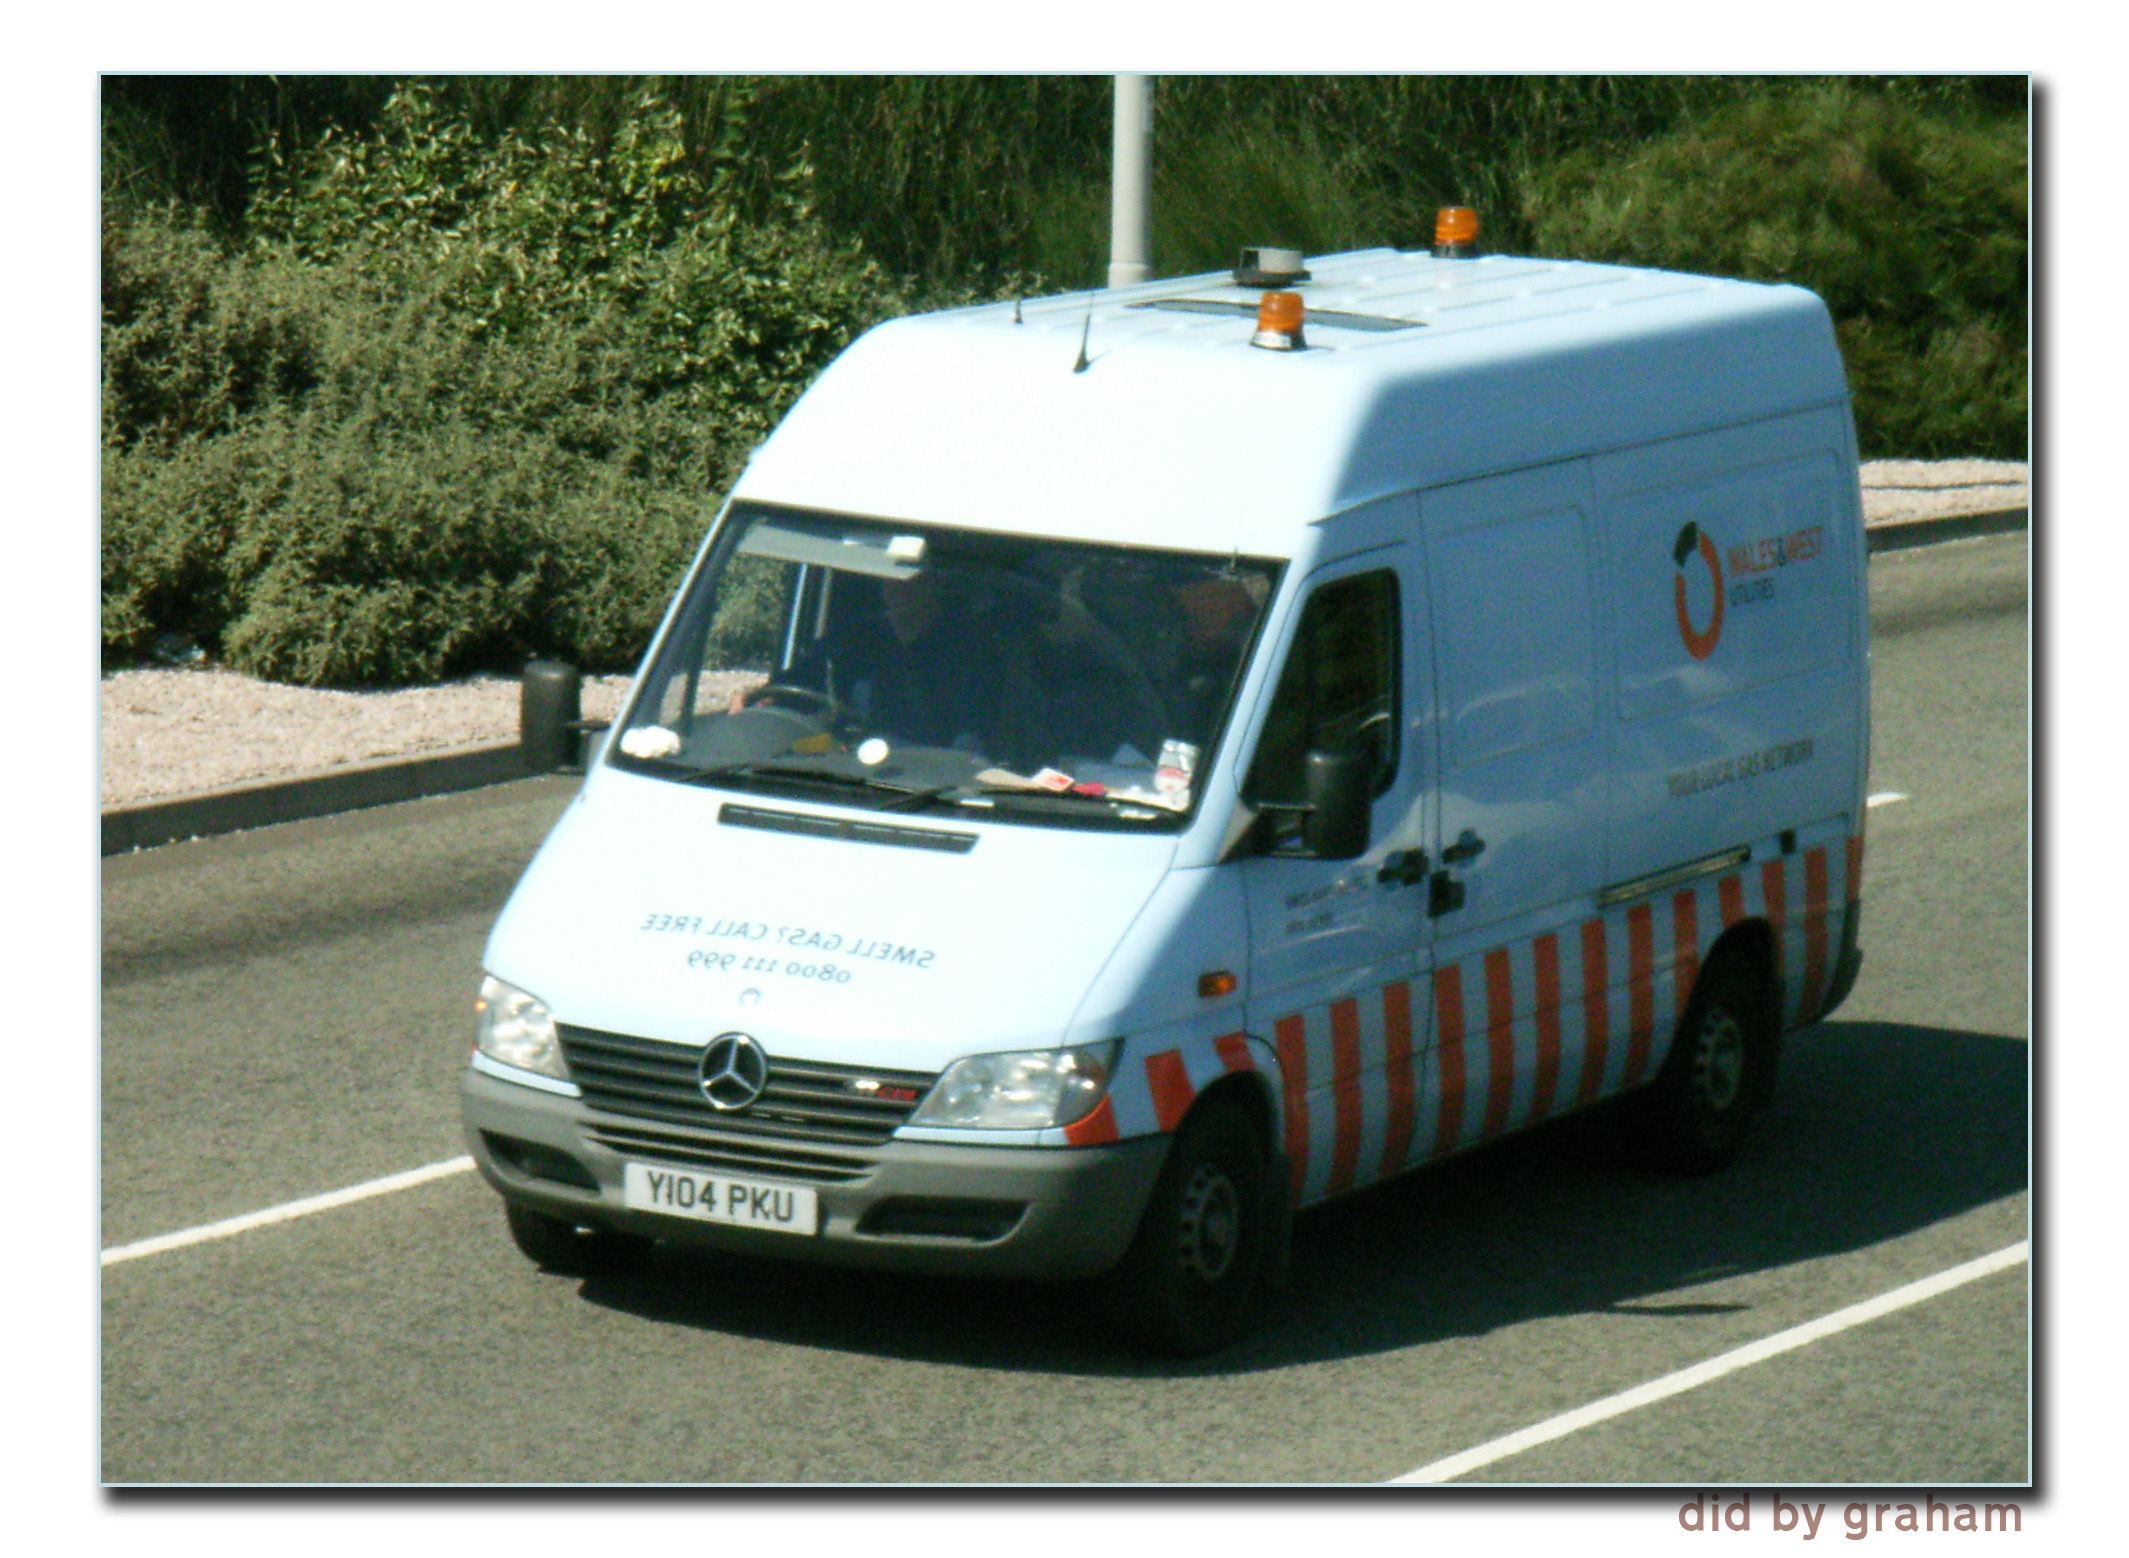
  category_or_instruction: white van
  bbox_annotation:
[463,235,1869,1355]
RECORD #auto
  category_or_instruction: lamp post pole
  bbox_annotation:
[1108,74,1153,289]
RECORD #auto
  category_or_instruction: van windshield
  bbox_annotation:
[610,504,1283,827]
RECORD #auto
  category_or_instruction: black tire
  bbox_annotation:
[504,1202,651,1278]
[1102,1102,1270,1357]
[1628,954,1771,1175]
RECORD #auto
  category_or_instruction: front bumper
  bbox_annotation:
[460,1066,1169,1280]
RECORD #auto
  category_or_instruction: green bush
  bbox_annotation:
[102,89,908,685]
[1518,83,2026,457]
[735,77,1108,294]
[730,77,1744,288]
[101,208,328,452]
[101,423,254,657]
[101,76,2028,687]
[101,301,713,686]
[1142,122,1393,280]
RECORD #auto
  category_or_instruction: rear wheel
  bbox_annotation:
[1102,1101,1269,1357]
[504,1202,651,1277]
[1628,954,1771,1175]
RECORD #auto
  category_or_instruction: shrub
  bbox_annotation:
[1144,122,1393,281]
[102,121,907,684]
[101,77,2028,687]
[1518,83,2026,457]
[101,426,252,659]
[101,208,328,452]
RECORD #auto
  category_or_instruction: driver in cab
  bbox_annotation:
[733,567,994,752]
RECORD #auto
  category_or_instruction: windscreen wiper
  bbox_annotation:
[959,780,1180,816]
[677,761,961,813]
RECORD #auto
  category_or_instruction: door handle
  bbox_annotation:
[1441,828,1486,866]
[1376,847,1430,887]
[1428,870,1466,918]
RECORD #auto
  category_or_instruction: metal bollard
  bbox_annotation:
[521,660,582,773]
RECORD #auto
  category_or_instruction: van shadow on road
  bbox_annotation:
[571,1021,2026,1377]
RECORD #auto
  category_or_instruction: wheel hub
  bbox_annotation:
[1175,1161,1241,1283]
[1692,1008,1748,1112]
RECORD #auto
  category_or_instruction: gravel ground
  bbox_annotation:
[98,671,639,810]
[99,460,2027,812]
[1857,458,2026,524]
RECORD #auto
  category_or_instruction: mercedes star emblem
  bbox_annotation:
[697,1032,770,1111]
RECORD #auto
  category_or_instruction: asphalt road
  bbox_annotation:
[99,531,2029,1486]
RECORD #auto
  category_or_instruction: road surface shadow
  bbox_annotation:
[572,1019,2027,1376]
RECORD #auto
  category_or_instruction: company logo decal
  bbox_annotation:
[1671,522,1725,661]
[1671,518,1828,662]
[698,1032,770,1111]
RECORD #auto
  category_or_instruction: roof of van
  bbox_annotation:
[735,247,1851,558]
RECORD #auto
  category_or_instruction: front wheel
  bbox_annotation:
[1102,1102,1270,1357]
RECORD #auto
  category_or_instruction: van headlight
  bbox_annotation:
[474,974,569,1082]
[907,1040,1122,1131]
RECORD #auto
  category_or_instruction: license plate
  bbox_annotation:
[622,1162,819,1235]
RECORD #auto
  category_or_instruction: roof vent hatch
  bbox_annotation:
[1233,247,1311,288]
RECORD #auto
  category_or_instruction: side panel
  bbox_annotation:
[1420,459,1608,976]
[1246,410,1866,1205]
[1413,461,1613,1167]
[1243,822,1865,1194]
[1041,862,1274,1149]
[1412,823,1861,1163]
[1590,410,1868,890]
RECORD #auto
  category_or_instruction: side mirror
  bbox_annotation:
[521,660,582,774]
[1302,748,1371,860]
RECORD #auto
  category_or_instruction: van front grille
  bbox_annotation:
[586,1121,877,1185]
[556,1023,935,1146]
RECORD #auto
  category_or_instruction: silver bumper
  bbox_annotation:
[461,1066,1170,1280]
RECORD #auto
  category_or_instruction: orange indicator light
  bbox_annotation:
[1434,206,1480,257]
[1250,291,1308,351]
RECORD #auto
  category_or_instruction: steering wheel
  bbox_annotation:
[738,683,842,723]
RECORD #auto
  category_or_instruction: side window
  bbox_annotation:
[1245,569,1401,807]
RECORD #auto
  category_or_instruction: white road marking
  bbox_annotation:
[1868,791,1910,808]
[101,1155,476,1268]
[1392,1240,2029,1483]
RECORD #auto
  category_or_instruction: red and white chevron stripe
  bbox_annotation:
[1061,827,1863,1211]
